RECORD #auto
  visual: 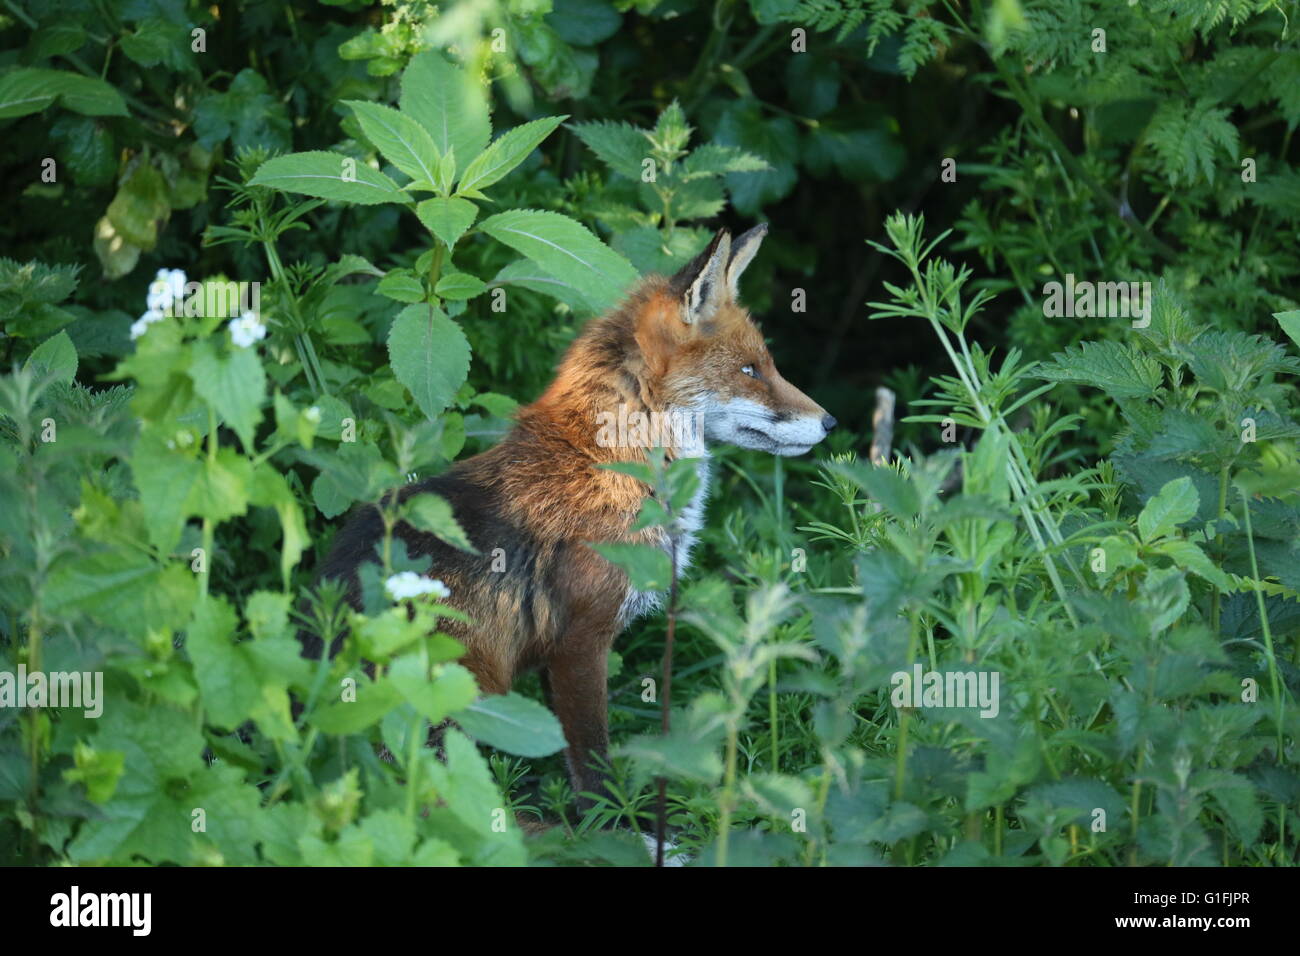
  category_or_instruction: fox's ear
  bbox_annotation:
[673,229,731,325]
[726,223,767,298]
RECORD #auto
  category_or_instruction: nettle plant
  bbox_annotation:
[566,102,771,274]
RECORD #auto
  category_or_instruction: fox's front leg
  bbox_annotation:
[545,632,616,813]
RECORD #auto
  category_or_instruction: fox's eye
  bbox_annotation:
[741,365,759,379]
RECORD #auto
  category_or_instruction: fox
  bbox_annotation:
[310,224,836,809]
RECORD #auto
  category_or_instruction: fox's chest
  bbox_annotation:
[617,456,711,627]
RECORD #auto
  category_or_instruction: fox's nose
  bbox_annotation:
[821,414,837,433]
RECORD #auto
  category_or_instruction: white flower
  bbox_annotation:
[147,268,187,315]
[229,310,267,348]
[304,405,322,424]
[384,572,451,601]
[130,308,166,340]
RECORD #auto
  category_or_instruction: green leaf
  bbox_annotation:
[478,209,637,313]
[0,67,128,118]
[345,99,443,187]
[489,259,594,314]
[386,304,471,421]
[681,143,771,180]
[416,197,478,249]
[131,431,200,554]
[188,342,266,453]
[1274,309,1300,352]
[404,493,477,553]
[591,541,671,591]
[454,692,567,757]
[312,679,404,734]
[569,119,648,180]
[390,658,478,723]
[547,0,623,46]
[1157,539,1234,590]
[457,116,567,195]
[193,69,290,152]
[1137,477,1199,543]
[187,597,261,731]
[45,551,196,635]
[833,461,920,520]
[399,52,491,178]
[1038,340,1164,399]
[377,270,425,303]
[713,101,800,214]
[25,330,77,385]
[434,272,486,301]
[249,151,409,205]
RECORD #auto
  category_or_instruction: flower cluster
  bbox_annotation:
[384,572,452,601]
[229,311,268,348]
[130,268,187,340]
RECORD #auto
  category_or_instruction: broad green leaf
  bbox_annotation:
[1137,476,1199,543]
[489,258,594,314]
[189,342,266,453]
[416,197,477,249]
[390,658,478,723]
[399,52,490,178]
[386,304,471,421]
[0,68,127,118]
[131,431,201,554]
[434,272,486,300]
[312,679,404,734]
[249,151,409,205]
[25,330,77,385]
[1275,309,1300,352]
[457,116,567,195]
[479,209,637,313]
[591,541,671,591]
[44,551,195,635]
[345,99,443,186]
[1157,539,1234,590]
[377,270,425,303]
[187,597,261,730]
[405,492,477,552]
[454,692,567,757]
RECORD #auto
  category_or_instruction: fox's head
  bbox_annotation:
[634,225,836,457]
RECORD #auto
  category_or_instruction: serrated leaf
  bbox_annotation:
[434,272,486,301]
[249,151,409,205]
[1038,340,1164,399]
[188,343,266,453]
[386,304,471,421]
[405,493,477,553]
[416,197,477,249]
[478,209,637,313]
[25,330,77,385]
[488,259,593,314]
[345,99,443,187]
[1137,477,1199,543]
[458,115,566,194]
[377,271,425,303]
[681,143,771,180]
[569,119,649,179]
[399,52,490,178]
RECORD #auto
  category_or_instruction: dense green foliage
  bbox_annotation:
[2,0,1299,865]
